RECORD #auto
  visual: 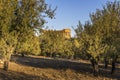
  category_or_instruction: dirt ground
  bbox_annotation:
[0,55,119,80]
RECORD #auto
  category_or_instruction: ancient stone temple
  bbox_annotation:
[61,29,71,39]
[42,28,71,39]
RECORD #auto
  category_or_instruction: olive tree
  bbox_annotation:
[0,0,18,71]
[75,1,120,75]
[90,1,120,74]
[0,0,55,71]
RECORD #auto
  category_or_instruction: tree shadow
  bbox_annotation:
[0,68,50,80]
[11,55,120,80]
[99,63,120,79]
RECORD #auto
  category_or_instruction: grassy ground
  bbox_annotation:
[0,55,119,80]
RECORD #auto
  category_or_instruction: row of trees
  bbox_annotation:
[0,0,55,71]
[40,30,74,58]
[0,0,119,77]
[0,0,76,71]
[74,1,120,75]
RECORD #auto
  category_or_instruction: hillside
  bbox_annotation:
[0,55,119,80]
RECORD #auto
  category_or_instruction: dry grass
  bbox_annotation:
[0,55,119,80]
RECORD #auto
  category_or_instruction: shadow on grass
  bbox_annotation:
[11,55,120,80]
[0,68,50,80]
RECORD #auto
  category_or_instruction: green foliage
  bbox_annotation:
[62,39,74,58]
[13,0,56,56]
[74,0,120,75]
[75,0,120,60]
[73,21,83,38]
[16,35,40,56]
[40,30,64,56]
[40,30,74,58]
[0,0,55,71]
[0,0,18,61]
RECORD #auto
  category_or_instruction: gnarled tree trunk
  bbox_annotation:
[104,58,108,69]
[21,53,25,57]
[91,58,99,76]
[111,60,115,74]
[3,50,13,71]
[111,55,118,74]
[3,60,9,71]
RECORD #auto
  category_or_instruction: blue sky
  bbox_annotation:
[45,0,115,36]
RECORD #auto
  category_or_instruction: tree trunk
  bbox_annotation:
[21,53,25,57]
[111,60,115,74]
[3,60,9,71]
[111,58,117,74]
[104,58,108,69]
[91,59,99,76]
[95,63,99,73]
[111,55,118,74]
